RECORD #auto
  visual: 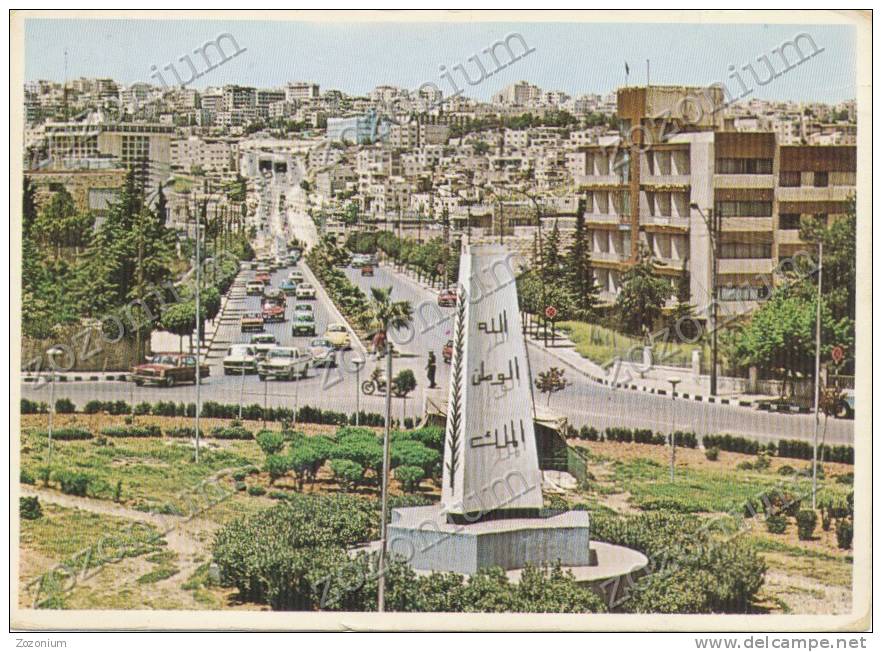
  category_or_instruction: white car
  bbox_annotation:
[223,344,258,375]
[246,281,264,296]
[250,333,278,357]
[288,270,304,283]
[258,347,310,381]
[296,283,316,300]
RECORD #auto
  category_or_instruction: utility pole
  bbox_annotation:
[690,203,719,396]
[194,205,202,463]
[668,377,681,482]
[811,240,823,509]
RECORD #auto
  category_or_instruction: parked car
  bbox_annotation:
[296,283,316,300]
[351,253,370,267]
[442,339,454,364]
[240,312,265,332]
[261,301,286,323]
[324,323,351,350]
[255,272,271,285]
[361,265,374,277]
[438,288,457,307]
[291,312,316,336]
[307,338,337,367]
[280,279,298,295]
[246,281,265,296]
[131,353,209,387]
[249,332,279,358]
[258,347,310,381]
[223,344,258,375]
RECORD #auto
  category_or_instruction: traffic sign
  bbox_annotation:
[831,345,844,363]
[545,305,558,320]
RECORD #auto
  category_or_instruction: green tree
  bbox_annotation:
[565,209,601,319]
[541,219,565,284]
[615,245,672,336]
[535,367,570,405]
[31,188,94,253]
[160,302,196,353]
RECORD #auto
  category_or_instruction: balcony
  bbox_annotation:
[777,229,805,245]
[775,185,854,202]
[714,174,775,189]
[584,212,630,226]
[640,214,690,230]
[574,173,626,189]
[642,173,691,188]
[589,250,629,264]
[718,258,775,275]
[719,216,774,231]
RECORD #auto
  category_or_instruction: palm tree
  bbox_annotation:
[364,286,412,613]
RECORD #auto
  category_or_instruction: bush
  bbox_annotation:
[164,426,203,439]
[331,439,383,478]
[752,454,771,471]
[765,514,788,534]
[671,431,698,449]
[702,434,761,456]
[778,439,854,465]
[134,401,153,416]
[391,440,440,477]
[777,465,796,476]
[37,427,93,441]
[329,458,364,491]
[210,425,253,440]
[20,469,35,485]
[248,485,267,497]
[736,461,754,471]
[836,519,853,549]
[20,496,42,520]
[54,470,90,497]
[55,398,76,414]
[21,398,47,414]
[264,454,290,484]
[256,430,286,457]
[100,424,161,438]
[836,472,854,485]
[289,443,328,490]
[705,447,720,462]
[395,465,425,492]
[795,510,817,540]
[579,425,600,441]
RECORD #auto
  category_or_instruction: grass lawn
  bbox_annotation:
[558,320,708,369]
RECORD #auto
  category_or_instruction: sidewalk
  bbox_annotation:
[384,261,782,412]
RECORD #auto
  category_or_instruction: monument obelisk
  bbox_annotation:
[441,243,544,520]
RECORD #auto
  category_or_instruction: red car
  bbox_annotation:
[261,301,286,323]
[442,339,454,364]
[437,288,457,307]
[131,353,209,387]
[361,265,374,277]
[256,272,271,285]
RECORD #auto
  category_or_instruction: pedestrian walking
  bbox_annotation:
[426,351,437,388]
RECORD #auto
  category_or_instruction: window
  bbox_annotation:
[813,171,829,187]
[715,201,773,217]
[717,285,771,301]
[779,171,801,187]
[779,213,802,230]
[716,158,773,174]
[719,242,772,259]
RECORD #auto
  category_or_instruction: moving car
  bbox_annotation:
[296,283,316,300]
[255,272,271,285]
[437,288,457,307]
[246,281,265,296]
[307,338,337,367]
[361,265,374,277]
[351,253,370,267]
[288,270,304,283]
[261,300,286,323]
[324,323,351,350]
[240,312,265,332]
[442,339,454,364]
[258,347,310,381]
[291,312,316,336]
[294,302,313,314]
[131,353,209,387]
[250,332,279,357]
[280,279,298,295]
[223,344,258,375]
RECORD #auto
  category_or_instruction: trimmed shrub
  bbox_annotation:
[836,519,853,549]
[264,454,290,485]
[210,425,253,440]
[20,496,42,520]
[753,454,771,471]
[37,427,93,441]
[777,465,796,476]
[765,514,788,534]
[795,510,817,540]
[704,447,720,462]
[329,459,364,491]
[701,434,760,456]
[21,398,47,414]
[54,398,76,414]
[100,424,161,438]
[671,431,698,449]
[394,465,425,492]
[391,440,440,477]
[256,430,286,457]
[248,485,267,497]
[331,439,383,478]
[164,426,203,439]
[578,425,600,441]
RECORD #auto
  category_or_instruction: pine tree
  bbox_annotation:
[565,209,601,319]
[541,219,564,283]
[615,245,672,336]
[155,182,168,225]
[23,177,37,239]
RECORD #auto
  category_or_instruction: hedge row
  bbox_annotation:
[21,398,388,428]
[574,426,698,449]
[101,424,162,438]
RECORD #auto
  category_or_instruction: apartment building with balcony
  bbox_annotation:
[568,86,856,315]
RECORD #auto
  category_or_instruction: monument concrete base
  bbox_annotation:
[383,505,594,575]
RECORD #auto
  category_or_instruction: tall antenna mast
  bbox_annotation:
[63,47,69,120]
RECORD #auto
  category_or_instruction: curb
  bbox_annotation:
[300,259,368,359]
[22,374,131,383]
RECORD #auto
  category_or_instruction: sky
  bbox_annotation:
[24,18,856,104]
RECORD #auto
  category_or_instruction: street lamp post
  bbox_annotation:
[194,211,202,464]
[239,365,246,421]
[811,240,823,509]
[46,347,64,471]
[353,357,365,426]
[378,341,393,612]
[690,203,719,397]
[668,377,681,482]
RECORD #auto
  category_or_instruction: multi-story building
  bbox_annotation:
[492,80,542,106]
[255,88,286,118]
[573,85,855,315]
[171,137,238,174]
[327,111,381,144]
[286,82,320,103]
